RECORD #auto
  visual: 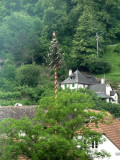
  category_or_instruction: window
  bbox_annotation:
[72,84,75,87]
[92,141,98,148]
[65,84,67,88]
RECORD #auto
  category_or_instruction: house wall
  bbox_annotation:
[106,98,110,103]
[61,83,85,90]
[77,135,120,160]
[61,83,77,90]
[111,93,118,104]
[93,135,120,160]
[61,84,65,90]
[106,85,112,96]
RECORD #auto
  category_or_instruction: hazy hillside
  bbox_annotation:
[0,0,120,105]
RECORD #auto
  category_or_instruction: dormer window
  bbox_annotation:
[69,73,75,80]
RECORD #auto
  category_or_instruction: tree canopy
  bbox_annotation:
[0,90,110,160]
[0,0,120,69]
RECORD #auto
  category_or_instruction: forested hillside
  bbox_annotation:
[0,0,120,68]
[0,0,120,105]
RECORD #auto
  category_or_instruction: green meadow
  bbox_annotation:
[96,45,120,82]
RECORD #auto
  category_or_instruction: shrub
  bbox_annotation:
[16,64,40,87]
[0,78,17,91]
[82,54,111,74]
[0,91,21,99]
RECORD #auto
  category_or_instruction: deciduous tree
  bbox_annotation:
[0,90,110,160]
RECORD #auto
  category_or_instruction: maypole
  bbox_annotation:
[48,32,63,101]
[54,65,58,101]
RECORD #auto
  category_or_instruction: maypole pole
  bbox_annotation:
[54,65,58,101]
[48,31,63,101]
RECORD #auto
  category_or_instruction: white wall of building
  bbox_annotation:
[93,135,120,160]
[78,84,85,89]
[61,83,78,90]
[61,83,87,90]
[111,93,118,104]
[77,135,120,160]
[106,85,112,96]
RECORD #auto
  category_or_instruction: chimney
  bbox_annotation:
[69,69,72,76]
[101,78,105,84]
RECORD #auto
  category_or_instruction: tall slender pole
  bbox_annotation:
[49,31,63,101]
[54,65,58,101]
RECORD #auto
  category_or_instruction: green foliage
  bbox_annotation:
[0,64,54,106]
[114,43,120,54]
[94,99,120,118]
[82,55,111,74]
[0,0,119,106]
[16,64,40,87]
[0,60,16,81]
[78,88,120,118]
[0,78,16,91]
[0,0,120,72]
[0,12,40,65]
[99,45,120,81]
[0,90,110,160]
[0,91,21,99]
[72,8,105,56]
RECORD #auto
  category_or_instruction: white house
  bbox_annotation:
[61,69,98,90]
[61,70,118,103]
[89,118,120,160]
[77,110,120,160]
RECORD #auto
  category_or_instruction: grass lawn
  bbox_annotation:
[96,45,120,82]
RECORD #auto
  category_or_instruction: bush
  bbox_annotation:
[82,55,111,74]
[0,78,17,91]
[0,57,17,81]
[16,64,40,87]
[0,91,21,99]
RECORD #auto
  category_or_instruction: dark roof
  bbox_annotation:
[110,91,117,96]
[0,106,36,121]
[61,70,98,85]
[69,73,75,77]
[85,75,98,85]
[89,83,107,93]
[96,93,112,99]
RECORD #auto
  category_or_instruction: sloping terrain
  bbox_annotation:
[96,45,120,82]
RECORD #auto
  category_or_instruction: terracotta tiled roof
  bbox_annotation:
[77,110,120,150]
[86,118,120,150]
[99,119,120,150]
